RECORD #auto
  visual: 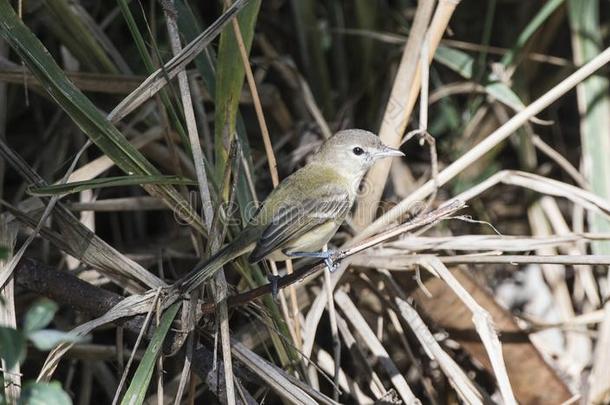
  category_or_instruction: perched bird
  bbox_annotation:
[175,129,404,294]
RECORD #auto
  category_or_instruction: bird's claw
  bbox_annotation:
[287,250,339,273]
[324,257,338,273]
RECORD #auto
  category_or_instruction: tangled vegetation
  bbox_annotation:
[1,0,610,404]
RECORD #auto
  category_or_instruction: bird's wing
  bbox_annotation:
[248,186,351,263]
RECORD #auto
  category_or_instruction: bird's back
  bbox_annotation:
[250,163,354,229]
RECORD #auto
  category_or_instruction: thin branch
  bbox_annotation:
[198,201,466,314]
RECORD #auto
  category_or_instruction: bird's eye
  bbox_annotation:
[352,147,364,156]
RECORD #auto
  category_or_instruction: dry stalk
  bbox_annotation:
[163,2,236,402]
[334,290,418,404]
[352,0,435,229]
[417,257,517,405]
[359,45,610,240]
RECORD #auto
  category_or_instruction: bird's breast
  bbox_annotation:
[267,220,340,261]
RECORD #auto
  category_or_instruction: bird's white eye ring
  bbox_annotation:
[353,146,364,156]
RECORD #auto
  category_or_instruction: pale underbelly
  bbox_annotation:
[266,221,340,261]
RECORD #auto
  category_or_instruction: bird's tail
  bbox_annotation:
[173,228,258,294]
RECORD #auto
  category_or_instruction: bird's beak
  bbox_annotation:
[374,145,405,159]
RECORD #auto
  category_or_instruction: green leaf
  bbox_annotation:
[27,329,85,351]
[214,0,261,181]
[28,175,197,197]
[19,382,72,405]
[435,46,529,114]
[484,82,527,112]
[435,45,474,79]
[24,298,58,333]
[0,246,8,260]
[120,302,181,405]
[0,326,26,369]
[0,1,205,236]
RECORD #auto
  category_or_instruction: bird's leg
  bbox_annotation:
[267,274,280,300]
[286,250,339,273]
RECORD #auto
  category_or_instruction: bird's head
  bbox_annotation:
[313,129,404,179]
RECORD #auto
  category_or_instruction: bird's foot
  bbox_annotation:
[267,274,280,300]
[287,250,339,273]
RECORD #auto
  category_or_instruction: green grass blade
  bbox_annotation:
[120,302,181,405]
[28,175,196,196]
[42,0,118,74]
[109,0,250,124]
[568,0,610,255]
[500,0,565,67]
[175,0,218,95]
[0,1,205,235]
[175,0,256,223]
[213,0,261,182]
[115,0,189,151]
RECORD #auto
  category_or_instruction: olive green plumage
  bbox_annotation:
[175,129,404,293]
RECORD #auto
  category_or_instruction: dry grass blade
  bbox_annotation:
[315,349,372,404]
[336,313,386,399]
[0,199,163,292]
[323,264,340,402]
[417,257,517,405]
[448,170,610,218]
[360,45,610,240]
[334,290,419,404]
[568,2,610,402]
[38,290,160,381]
[108,0,249,123]
[302,200,466,360]
[385,278,483,404]
[66,196,165,212]
[162,2,231,402]
[0,220,19,402]
[382,234,608,252]
[353,253,610,268]
[352,0,435,229]
[540,196,599,306]
[230,340,319,405]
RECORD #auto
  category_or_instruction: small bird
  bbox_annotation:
[175,129,404,294]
